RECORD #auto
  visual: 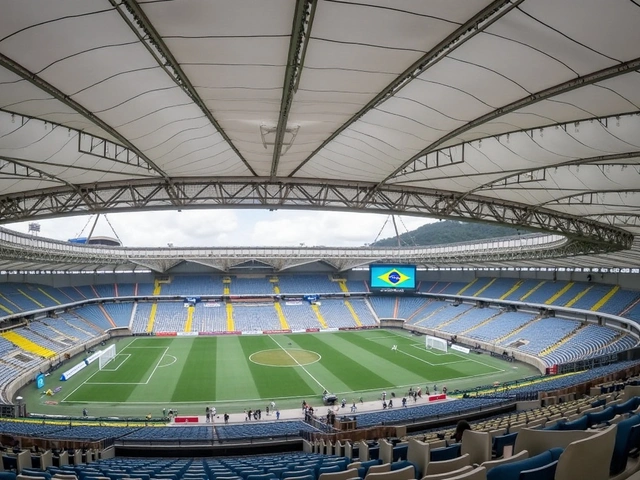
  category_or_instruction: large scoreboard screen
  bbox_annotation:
[369,264,417,292]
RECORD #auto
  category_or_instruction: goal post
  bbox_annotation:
[98,344,116,370]
[426,335,447,353]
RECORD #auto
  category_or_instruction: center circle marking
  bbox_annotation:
[249,349,321,367]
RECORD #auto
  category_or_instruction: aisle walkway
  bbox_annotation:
[171,394,452,426]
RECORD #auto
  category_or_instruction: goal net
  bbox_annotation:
[426,335,447,353]
[99,344,116,370]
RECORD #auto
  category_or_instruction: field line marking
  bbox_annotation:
[60,339,135,403]
[101,353,130,371]
[388,329,504,372]
[144,347,169,384]
[60,365,103,403]
[267,335,327,392]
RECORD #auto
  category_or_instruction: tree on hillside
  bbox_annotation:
[371,220,528,247]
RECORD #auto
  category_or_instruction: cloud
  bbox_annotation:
[5,209,434,247]
[249,211,433,246]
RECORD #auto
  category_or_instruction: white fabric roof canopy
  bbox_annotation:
[0,0,639,268]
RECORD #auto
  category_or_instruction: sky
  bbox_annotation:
[5,210,435,248]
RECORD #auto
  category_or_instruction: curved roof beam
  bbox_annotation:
[442,150,640,206]
[540,189,640,207]
[288,0,522,177]
[270,0,316,178]
[0,52,170,181]
[380,57,640,187]
[113,0,258,176]
[0,178,631,250]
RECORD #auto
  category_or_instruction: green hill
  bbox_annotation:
[371,220,528,247]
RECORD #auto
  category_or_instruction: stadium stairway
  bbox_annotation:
[185,305,195,332]
[226,302,235,331]
[43,322,77,341]
[337,279,349,293]
[500,280,523,300]
[0,296,13,315]
[273,302,290,329]
[99,304,117,328]
[405,299,434,323]
[456,278,479,295]
[311,303,328,328]
[0,292,20,313]
[473,278,498,297]
[1,330,56,358]
[545,282,575,304]
[146,280,163,333]
[433,307,473,330]
[460,309,503,335]
[519,281,545,301]
[494,315,541,344]
[344,300,363,327]
[592,285,620,311]
[564,285,593,308]
[37,287,63,305]
[17,287,45,309]
[540,323,585,357]
[414,304,448,326]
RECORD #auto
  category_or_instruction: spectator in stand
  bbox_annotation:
[452,420,471,443]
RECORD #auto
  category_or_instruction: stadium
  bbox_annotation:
[0,1,640,479]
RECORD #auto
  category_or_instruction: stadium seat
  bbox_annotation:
[430,444,461,462]
[420,466,473,480]
[486,448,563,480]
[461,431,491,465]
[362,466,414,480]
[480,450,529,473]
[517,460,557,480]
[492,432,518,459]
[554,424,617,480]
[425,455,471,476]
[610,416,640,477]
[317,468,359,480]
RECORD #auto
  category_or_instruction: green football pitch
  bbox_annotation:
[24,330,538,417]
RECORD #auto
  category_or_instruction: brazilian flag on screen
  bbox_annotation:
[370,265,416,289]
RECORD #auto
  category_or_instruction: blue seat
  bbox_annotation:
[392,445,408,462]
[610,414,640,475]
[613,397,640,415]
[493,432,518,458]
[280,476,312,480]
[317,466,341,476]
[282,469,314,480]
[1,457,16,472]
[487,448,563,480]
[559,415,589,431]
[21,470,51,480]
[586,406,615,427]
[355,460,381,478]
[430,444,461,462]
[0,472,16,480]
[518,460,558,480]
[368,447,379,460]
[246,474,276,480]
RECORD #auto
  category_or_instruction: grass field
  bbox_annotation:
[24,330,538,417]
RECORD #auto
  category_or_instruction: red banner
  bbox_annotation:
[174,416,199,423]
[155,332,177,337]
